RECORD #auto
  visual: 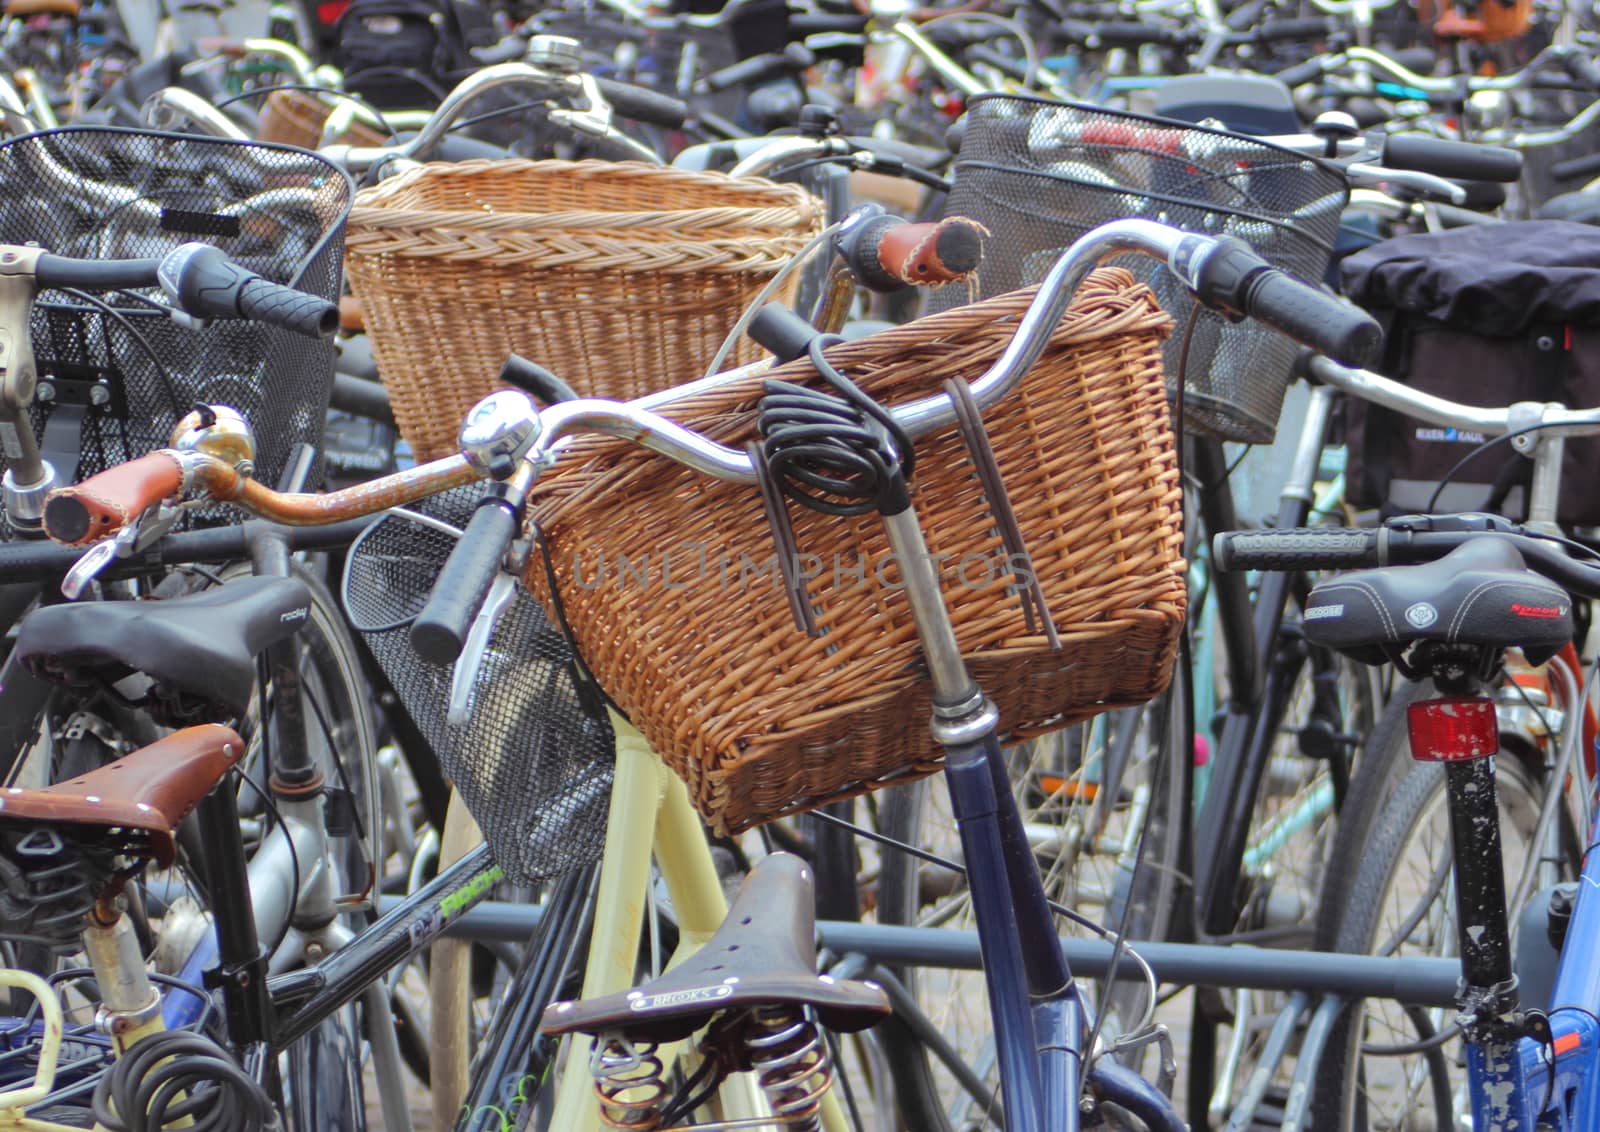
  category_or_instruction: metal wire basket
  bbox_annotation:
[0,126,352,538]
[342,488,614,885]
[937,93,1348,444]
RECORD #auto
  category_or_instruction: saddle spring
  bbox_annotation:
[0,829,102,950]
[591,1035,670,1130]
[747,1005,832,1131]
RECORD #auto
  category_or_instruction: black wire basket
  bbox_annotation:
[342,488,614,886]
[0,127,352,538]
[937,94,1349,444]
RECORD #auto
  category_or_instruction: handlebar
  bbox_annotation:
[1212,520,1600,600]
[835,213,984,291]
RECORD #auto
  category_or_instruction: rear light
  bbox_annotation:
[1407,697,1499,762]
[317,0,350,25]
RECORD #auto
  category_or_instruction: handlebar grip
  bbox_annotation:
[702,43,815,93]
[42,451,184,546]
[237,278,340,339]
[410,498,520,666]
[836,213,985,292]
[1251,15,1336,40]
[500,353,582,405]
[1245,268,1381,367]
[1273,57,1326,86]
[1212,528,1382,572]
[1550,151,1600,183]
[1380,134,1523,184]
[1564,51,1600,91]
[34,254,162,293]
[159,243,338,338]
[594,77,689,130]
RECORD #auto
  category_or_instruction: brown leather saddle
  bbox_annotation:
[541,852,890,1045]
[0,726,243,945]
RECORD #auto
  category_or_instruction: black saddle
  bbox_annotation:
[15,576,313,720]
[541,853,890,1044]
[1302,537,1573,665]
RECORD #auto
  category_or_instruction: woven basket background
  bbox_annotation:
[527,268,1186,835]
[343,159,824,461]
[257,89,388,150]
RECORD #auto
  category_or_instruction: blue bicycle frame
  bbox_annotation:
[1465,797,1600,1128]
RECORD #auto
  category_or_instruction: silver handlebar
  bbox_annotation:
[512,219,1203,483]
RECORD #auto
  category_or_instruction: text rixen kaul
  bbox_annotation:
[568,545,1037,593]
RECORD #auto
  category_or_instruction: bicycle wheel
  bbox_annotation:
[875,674,1191,1131]
[1310,691,1568,1131]
[1197,634,1382,1128]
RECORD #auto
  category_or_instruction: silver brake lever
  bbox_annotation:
[61,503,180,599]
[447,569,517,726]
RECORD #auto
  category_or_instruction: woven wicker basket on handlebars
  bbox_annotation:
[257,90,388,151]
[343,159,824,462]
[526,267,1185,835]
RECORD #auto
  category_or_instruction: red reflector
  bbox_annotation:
[1407,698,1499,762]
[318,0,350,24]
[1556,1030,1582,1056]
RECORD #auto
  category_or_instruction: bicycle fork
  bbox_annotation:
[879,505,1183,1132]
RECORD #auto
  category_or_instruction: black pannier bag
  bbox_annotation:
[333,0,477,110]
[1341,221,1600,527]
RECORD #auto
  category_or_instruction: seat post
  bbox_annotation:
[83,908,164,1054]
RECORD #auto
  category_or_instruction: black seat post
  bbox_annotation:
[250,444,319,794]
[1410,649,1518,1024]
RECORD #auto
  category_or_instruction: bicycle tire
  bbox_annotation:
[1309,693,1566,1131]
[874,674,1191,1131]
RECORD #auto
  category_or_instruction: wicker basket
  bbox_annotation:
[526,268,1185,835]
[343,159,824,461]
[257,90,388,150]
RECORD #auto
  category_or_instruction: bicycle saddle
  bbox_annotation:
[0,725,243,869]
[14,576,312,721]
[1301,536,1573,665]
[541,853,891,1044]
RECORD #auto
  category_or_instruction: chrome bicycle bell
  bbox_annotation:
[459,390,542,479]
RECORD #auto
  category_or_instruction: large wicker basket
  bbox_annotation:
[344,159,824,461]
[526,268,1185,835]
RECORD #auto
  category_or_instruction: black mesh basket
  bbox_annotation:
[937,94,1348,444]
[342,488,614,885]
[0,127,351,538]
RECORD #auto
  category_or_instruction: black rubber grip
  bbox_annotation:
[1273,57,1327,86]
[1381,134,1523,184]
[329,372,394,425]
[237,278,340,339]
[1245,269,1382,368]
[703,44,815,93]
[788,11,869,33]
[500,353,581,405]
[1061,19,1188,46]
[35,254,161,292]
[594,78,689,130]
[1565,51,1600,91]
[1551,151,1600,183]
[748,304,821,364]
[410,499,519,666]
[1250,15,1336,40]
[1212,528,1381,572]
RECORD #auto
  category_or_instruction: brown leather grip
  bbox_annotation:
[43,450,184,546]
[875,216,987,286]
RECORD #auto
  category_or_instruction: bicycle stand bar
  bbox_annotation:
[385,902,1463,1006]
[1279,992,1346,1132]
[1224,990,1309,1132]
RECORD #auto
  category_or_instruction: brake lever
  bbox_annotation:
[447,566,518,726]
[61,502,179,599]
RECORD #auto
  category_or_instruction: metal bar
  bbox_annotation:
[1281,993,1348,1132]
[1223,991,1308,1132]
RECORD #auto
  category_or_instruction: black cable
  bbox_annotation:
[209,83,401,139]
[1423,421,1567,514]
[760,153,954,193]
[234,758,302,963]
[55,288,183,413]
[91,1029,273,1132]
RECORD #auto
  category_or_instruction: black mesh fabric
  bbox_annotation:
[343,488,614,885]
[0,127,351,538]
[937,94,1348,444]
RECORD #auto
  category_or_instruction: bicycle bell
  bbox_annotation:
[525,35,584,74]
[171,404,256,473]
[459,390,542,478]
